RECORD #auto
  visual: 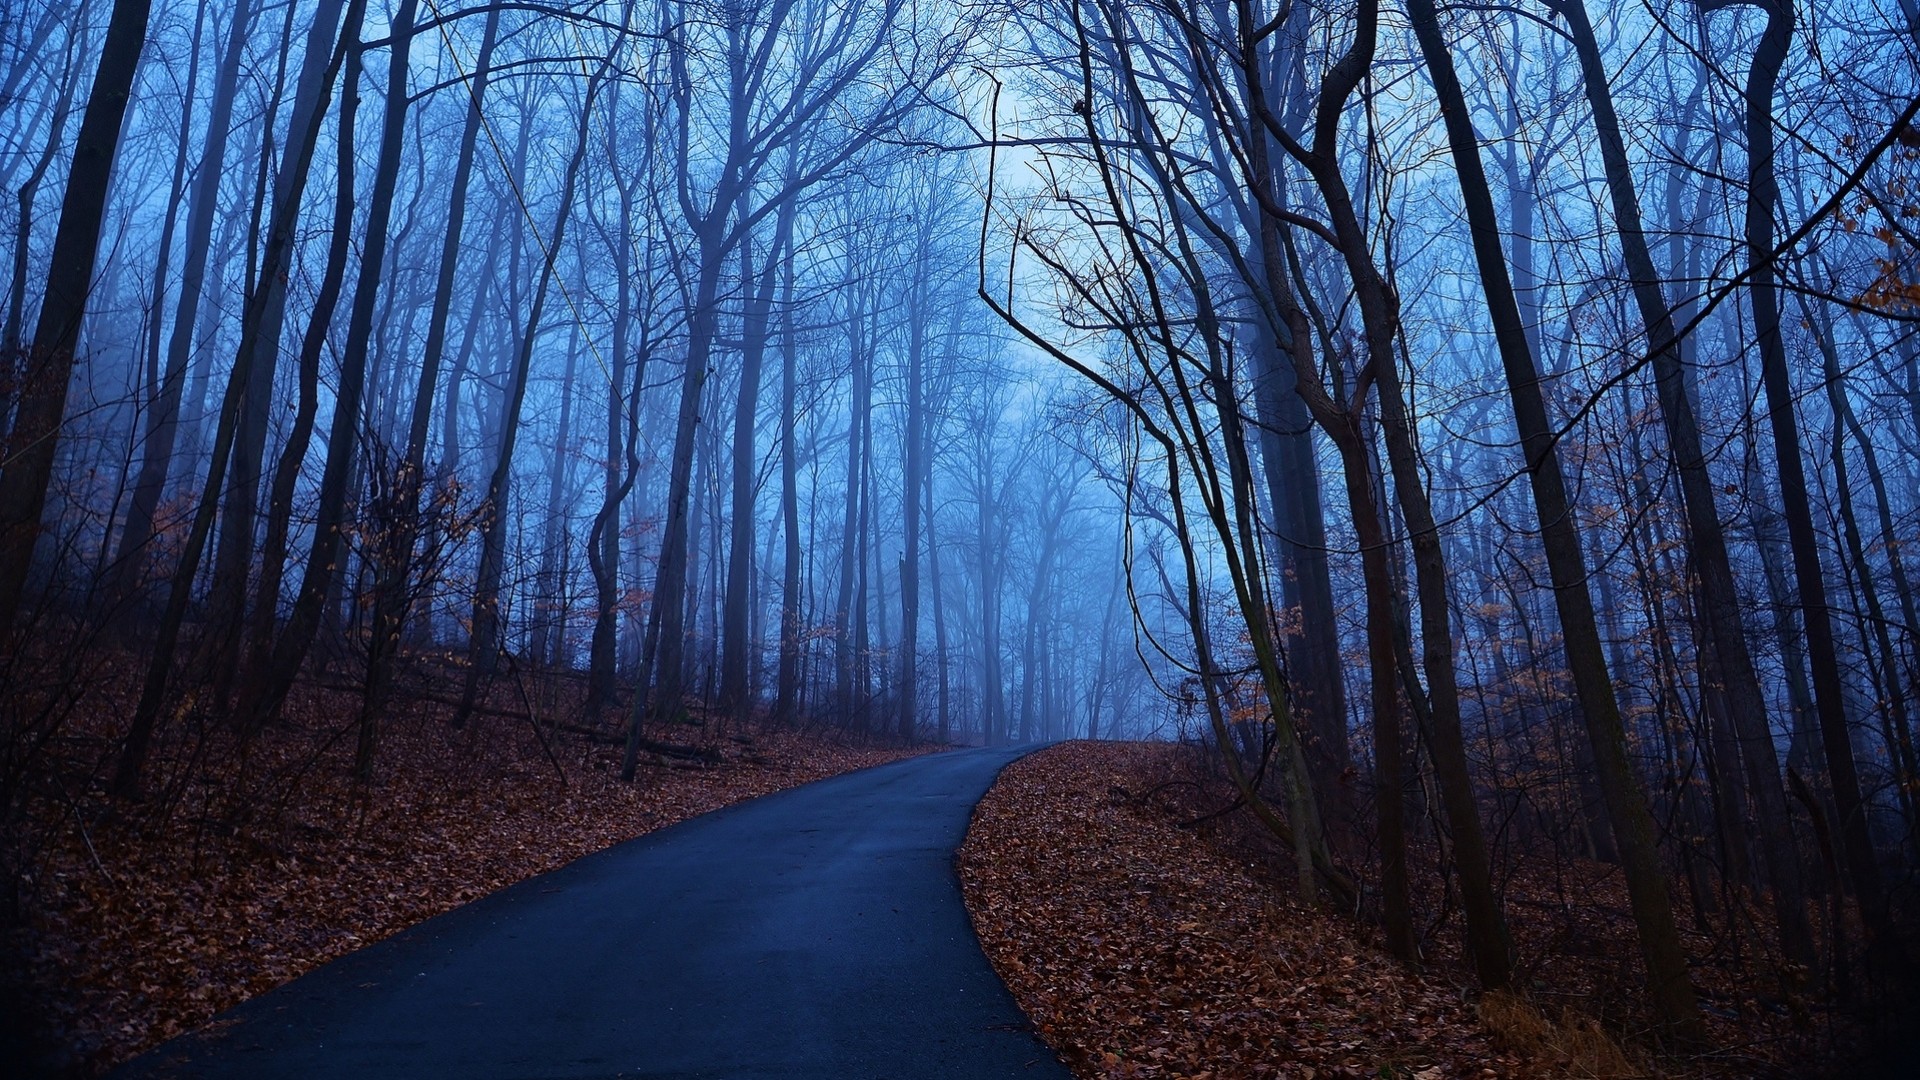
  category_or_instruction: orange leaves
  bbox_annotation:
[959,742,1514,1080]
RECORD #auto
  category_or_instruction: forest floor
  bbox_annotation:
[960,741,1884,1080]
[3,670,933,1077]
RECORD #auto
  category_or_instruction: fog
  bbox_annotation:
[2,0,1918,1015]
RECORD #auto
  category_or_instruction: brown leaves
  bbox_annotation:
[960,742,1862,1080]
[17,690,934,1076]
[959,742,1518,1080]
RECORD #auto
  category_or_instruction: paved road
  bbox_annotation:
[112,744,1071,1080]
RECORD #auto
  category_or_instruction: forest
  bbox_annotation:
[1,0,1917,1074]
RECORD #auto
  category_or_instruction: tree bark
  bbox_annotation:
[452,61,606,741]
[111,0,361,793]
[720,196,794,718]
[0,0,154,630]
[899,220,932,740]
[621,228,725,778]
[1702,0,1893,953]
[242,0,367,703]
[242,0,420,732]
[1405,0,1703,1037]
[2,8,87,364]
[774,227,804,724]
[587,160,641,709]
[359,2,500,728]
[1558,0,1815,976]
[112,0,257,599]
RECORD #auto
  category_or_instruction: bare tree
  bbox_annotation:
[0,0,154,630]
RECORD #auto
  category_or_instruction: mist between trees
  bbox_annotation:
[1,0,1917,1045]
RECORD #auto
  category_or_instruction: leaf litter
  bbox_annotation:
[10,680,934,1076]
[958,742,1878,1080]
[960,741,1514,1080]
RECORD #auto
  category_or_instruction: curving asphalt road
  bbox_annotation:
[111,744,1071,1080]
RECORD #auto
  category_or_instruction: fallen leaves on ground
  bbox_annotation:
[959,741,1516,1080]
[960,742,1884,1080]
[13,680,934,1076]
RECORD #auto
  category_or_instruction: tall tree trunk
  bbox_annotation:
[357,1,499,726]
[1748,444,1823,775]
[975,448,1003,746]
[1702,0,1893,952]
[686,405,710,697]
[111,0,361,793]
[531,320,582,669]
[720,197,794,718]
[1347,435,1415,962]
[870,447,890,711]
[1811,307,1919,829]
[1264,53,1512,977]
[622,225,727,779]
[928,430,951,744]
[587,168,639,709]
[898,224,931,740]
[1558,0,1815,976]
[3,9,87,364]
[1228,0,1413,955]
[242,0,420,732]
[1088,566,1120,740]
[112,0,257,599]
[178,163,246,469]
[1374,351,1514,986]
[205,0,316,688]
[112,0,194,591]
[834,297,867,720]
[851,382,875,722]
[0,0,154,630]
[452,63,604,739]
[1842,411,1920,804]
[774,230,804,724]
[1406,0,1703,1037]
[1247,312,1349,836]
[242,0,366,701]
